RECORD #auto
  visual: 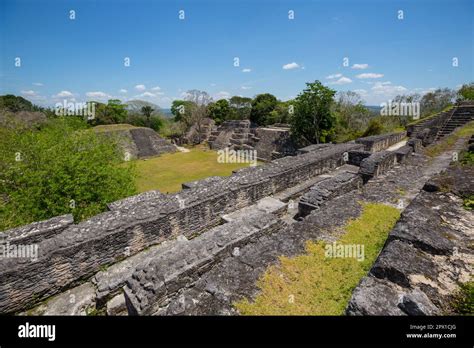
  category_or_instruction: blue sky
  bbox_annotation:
[0,0,472,108]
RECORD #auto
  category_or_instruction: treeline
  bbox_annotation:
[0,96,166,132]
[1,82,472,145]
[169,82,474,145]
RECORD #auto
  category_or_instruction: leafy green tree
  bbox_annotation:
[267,100,294,125]
[92,99,128,125]
[229,96,252,120]
[419,88,455,117]
[458,83,474,101]
[250,93,278,125]
[0,95,42,112]
[171,100,195,123]
[333,91,370,142]
[290,81,336,145]
[208,99,231,124]
[141,105,154,128]
[0,117,136,230]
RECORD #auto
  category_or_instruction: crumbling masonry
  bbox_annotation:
[1,105,473,316]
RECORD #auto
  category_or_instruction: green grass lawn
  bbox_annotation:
[134,147,255,193]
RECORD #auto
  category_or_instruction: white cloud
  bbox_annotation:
[21,90,38,97]
[356,73,384,79]
[119,89,127,93]
[151,86,161,91]
[371,81,407,95]
[282,62,300,70]
[353,89,368,97]
[241,86,252,90]
[351,64,369,70]
[86,91,111,99]
[242,68,252,73]
[135,84,146,91]
[330,77,353,85]
[210,83,217,87]
[326,73,342,79]
[136,92,156,98]
[214,91,231,99]
[53,90,74,98]
[21,90,46,102]
[32,82,43,86]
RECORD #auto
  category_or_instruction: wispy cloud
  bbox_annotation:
[32,82,44,86]
[242,68,252,73]
[356,73,384,79]
[282,62,300,70]
[21,90,38,97]
[326,73,342,79]
[135,84,146,91]
[351,64,369,70]
[52,90,74,98]
[329,76,353,85]
[214,91,231,99]
[86,91,111,99]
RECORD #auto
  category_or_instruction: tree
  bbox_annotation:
[458,83,474,101]
[208,99,231,124]
[0,117,136,230]
[141,105,154,128]
[419,88,456,117]
[362,118,384,137]
[184,90,213,143]
[92,99,128,125]
[0,95,41,113]
[267,100,294,125]
[229,96,252,120]
[333,91,370,142]
[171,100,195,123]
[290,81,336,145]
[250,93,278,125]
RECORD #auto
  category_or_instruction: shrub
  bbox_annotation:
[0,117,136,231]
[362,118,384,137]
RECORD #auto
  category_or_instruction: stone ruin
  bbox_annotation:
[347,164,474,315]
[95,125,177,159]
[206,120,296,161]
[0,106,472,316]
[406,101,474,146]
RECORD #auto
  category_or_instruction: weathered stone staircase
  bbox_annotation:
[208,120,253,150]
[435,103,474,141]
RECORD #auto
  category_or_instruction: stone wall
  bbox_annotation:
[251,127,297,161]
[0,142,362,314]
[208,121,296,161]
[346,165,474,315]
[355,132,406,152]
[359,151,398,182]
[347,150,372,166]
[96,126,177,159]
[298,172,363,217]
[406,109,453,145]
[124,211,286,315]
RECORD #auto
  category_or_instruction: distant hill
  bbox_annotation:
[126,100,172,118]
[366,105,382,114]
[160,108,173,118]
